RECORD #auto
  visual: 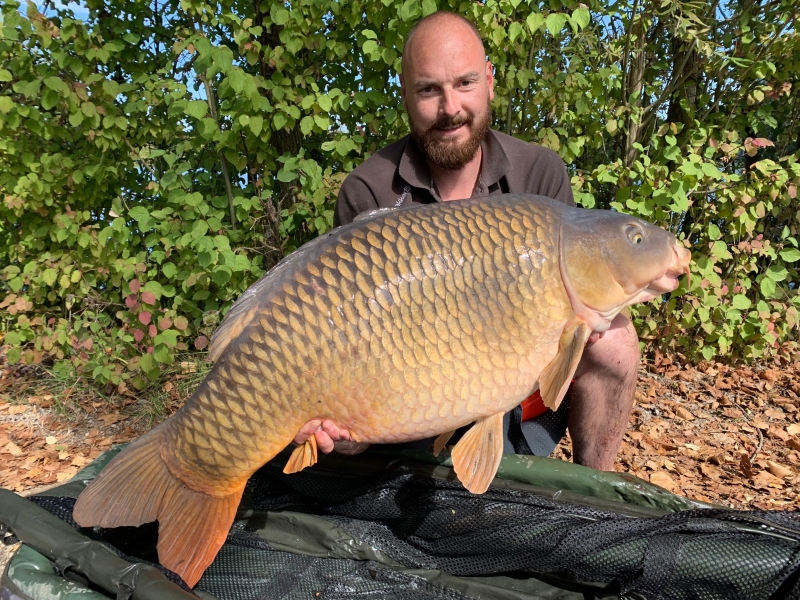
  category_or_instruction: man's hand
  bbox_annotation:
[294,419,370,456]
[587,331,605,345]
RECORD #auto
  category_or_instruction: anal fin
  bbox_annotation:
[451,413,504,494]
[539,319,591,411]
[283,435,318,474]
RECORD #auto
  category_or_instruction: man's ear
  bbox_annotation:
[486,61,495,101]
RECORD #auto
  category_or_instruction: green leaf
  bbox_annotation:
[526,12,545,33]
[249,115,263,136]
[273,111,288,129]
[731,294,751,310]
[227,69,246,93]
[545,13,567,36]
[766,265,788,281]
[81,102,96,117]
[760,276,777,298]
[710,241,732,260]
[139,353,156,374]
[185,100,208,119]
[708,223,721,241]
[399,0,420,22]
[0,69,12,82]
[780,249,800,262]
[162,263,177,278]
[271,6,290,25]
[41,88,59,110]
[663,145,681,161]
[421,0,437,16]
[153,344,173,364]
[300,115,314,135]
[42,268,58,286]
[277,167,297,182]
[318,94,332,112]
[212,46,234,72]
[571,7,590,30]
[509,22,523,43]
[211,265,232,286]
[0,96,14,113]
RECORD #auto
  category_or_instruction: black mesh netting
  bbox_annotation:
[30,459,800,600]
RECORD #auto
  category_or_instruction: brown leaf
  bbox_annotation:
[767,461,794,479]
[98,413,126,426]
[787,424,800,436]
[675,406,695,421]
[8,405,26,415]
[752,470,783,489]
[739,453,754,478]
[699,464,722,479]
[759,368,779,381]
[650,471,677,491]
[788,438,800,451]
[2,441,22,456]
[768,427,790,442]
[71,455,90,467]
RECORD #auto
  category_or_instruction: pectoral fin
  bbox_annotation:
[432,430,456,457]
[451,413,504,494]
[539,319,592,411]
[284,435,318,474]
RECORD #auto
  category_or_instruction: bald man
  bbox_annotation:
[293,12,640,471]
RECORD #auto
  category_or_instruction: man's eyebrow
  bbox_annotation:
[412,71,482,89]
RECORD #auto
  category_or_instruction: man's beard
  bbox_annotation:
[411,105,491,171]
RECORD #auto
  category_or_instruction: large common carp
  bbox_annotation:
[73,194,690,586]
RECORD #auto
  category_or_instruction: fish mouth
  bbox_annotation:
[640,245,692,298]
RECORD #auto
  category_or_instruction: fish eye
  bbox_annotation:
[625,224,644,245]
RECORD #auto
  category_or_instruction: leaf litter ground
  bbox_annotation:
[2,356,799,510]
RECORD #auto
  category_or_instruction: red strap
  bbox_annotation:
[520,390,548,421]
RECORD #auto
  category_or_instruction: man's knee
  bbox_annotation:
[576,313,640,380]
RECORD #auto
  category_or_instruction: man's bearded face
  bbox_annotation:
[410,96,491,171]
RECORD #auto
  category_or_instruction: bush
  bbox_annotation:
[1,0,799,391]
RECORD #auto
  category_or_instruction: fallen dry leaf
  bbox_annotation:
[767,461,794,479]
[675,406,695,420]
[71,455,90,467]
[45,436,57,445]
[752,470,784,489]
[2,441,22,456]
[739,453,754,478]
[97,413,127,426]
[787,424,800,436]
[650,471,677,491]
[699,464,722,479]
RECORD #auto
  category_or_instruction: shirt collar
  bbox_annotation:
[397,130,513,199]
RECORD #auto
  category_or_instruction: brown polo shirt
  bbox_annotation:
[334,129,574,227]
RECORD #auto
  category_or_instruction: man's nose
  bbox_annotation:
[440,88,460,116]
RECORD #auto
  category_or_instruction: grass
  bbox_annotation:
[2,353,212,426]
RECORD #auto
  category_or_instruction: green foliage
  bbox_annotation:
[1,0,799,388]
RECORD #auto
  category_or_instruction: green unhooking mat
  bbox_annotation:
[1,447,800,600]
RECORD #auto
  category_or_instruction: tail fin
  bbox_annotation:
[72,423,244,587]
